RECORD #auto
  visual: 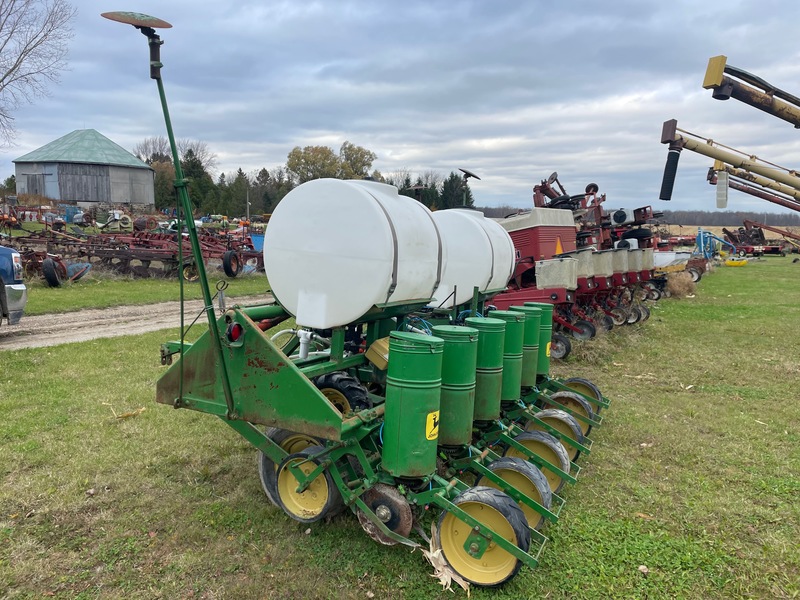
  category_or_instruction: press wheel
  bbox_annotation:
[525,408,584,461]
[435,486,530,588]
[504,431,570,494]
[356,483,413,545]
[475,457,552,530]
[258,428,321,506]
[275,446,342,523]
[562,377,603,413]
[542,391,595,436]
[609,307,628,326]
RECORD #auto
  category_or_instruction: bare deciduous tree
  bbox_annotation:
[132,135,218,174]
[0,0,76,144]
[177,138,217,175]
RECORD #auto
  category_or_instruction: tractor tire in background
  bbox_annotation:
[435,486,531,587]
[313,371,372,415]
[41,257,66,288]
[222,250,241,277]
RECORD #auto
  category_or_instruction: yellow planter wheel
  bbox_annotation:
[275,446,342,523]
[436,486,530,588]
[525,408,584,461]
[475,457,552,530]
[258,428,321,506]
[542,391,595,436]
[504,430,571,494]
[562,377,604,413]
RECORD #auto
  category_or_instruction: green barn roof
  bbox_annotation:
[13,129,152,170]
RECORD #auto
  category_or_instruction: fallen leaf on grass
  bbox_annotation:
[639,443,654,448]
[305,528,312,535]
[366,592,375,599]
[86,488,95,497]
[419,523,470,596]
[638,565,649,575]
[755,420,767,425]
[634,513,654,521]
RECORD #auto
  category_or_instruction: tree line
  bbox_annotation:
[136,137,475,217]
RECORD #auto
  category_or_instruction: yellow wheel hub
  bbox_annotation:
[438,501,517,586]
[321,388,351,414]
[277,457,329,520]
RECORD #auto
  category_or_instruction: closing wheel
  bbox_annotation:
[571,319,596,341]
[222,250,241,277]
[436,486,530,588]
[356,483,413,545]
[258,428,322,506]
[275,446,342,523]
[550,332,571,360]
[504,431,571,494]
[476,457,551,530]
[313,371,372,415]
[542,391,595,436]
[597,314,614,332]
[525,408,584,461]
[626,305,642,324]
[609,307,628,326]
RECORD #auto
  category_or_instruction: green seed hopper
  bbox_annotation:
[103,11,611,588]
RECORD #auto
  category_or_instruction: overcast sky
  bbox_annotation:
[3,0,800,215]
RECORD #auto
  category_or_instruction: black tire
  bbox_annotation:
[504,430,571,494]
[626,305,642,324]
[737,250,746,258]
[609,307,628,326]
[436,486,530,587]
[615,239,631,249]
[562,377,604,413]
[571,319,596,341]
[596,314,614,332]
[647,287,662,301]
[475,457,552,530]
[620,228,652,240]
[222,250,241,278]
[258,428,323,506]
[275,446,343,523]
[525,408,584,461]
[541,391,595,436]
[313,371,372,415]
[550,332,571,360]
[42,257,64,288]
[638,304,651,322]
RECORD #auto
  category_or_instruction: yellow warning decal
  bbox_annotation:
[546,342,552,357]
[555,237,564,255]
[426,411,440,441]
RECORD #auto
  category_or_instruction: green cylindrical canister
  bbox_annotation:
[464,317,505,422]
[381,331,443,478]
[431,325,478,446]
[524,302,553,377]
[487,310,525,403]
[508,305,541,387]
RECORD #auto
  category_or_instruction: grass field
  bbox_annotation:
[1,257,798,599]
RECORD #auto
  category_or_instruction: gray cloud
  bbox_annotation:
[3,0,800,215]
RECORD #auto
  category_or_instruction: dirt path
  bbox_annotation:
[0,294,269,351]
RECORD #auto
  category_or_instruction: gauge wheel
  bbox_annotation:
[550,332,571,360]
[609,307,628,326]
[503,430,571,494]
[687,267,702,283]
[626,305,642,324]
[475,457,552,531]
[258,428,323,506]
[541,391,595,436]
[571,319,596,341]
[597,314,614,332]
[647,287,662,301]
[435,486,530,588]
[525,408,584,461]
[638,304,651,322]
[562,377,604,414]
[275,446,343,523]
[313,371,372,415]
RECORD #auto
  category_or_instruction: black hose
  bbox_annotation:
[659,149,681,201]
